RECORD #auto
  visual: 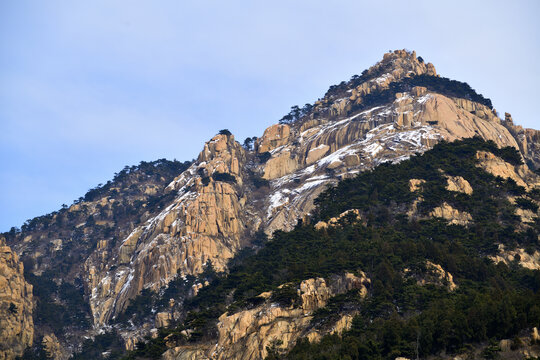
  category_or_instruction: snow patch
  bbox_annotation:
[373,73,392,84]
[417,94,434,104]
[364,143,383,157]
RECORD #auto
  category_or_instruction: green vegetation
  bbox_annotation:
[114,289,156,326]
[201,176,210,186]
[257,151,272,163]
[128,138,540,359]
[71,331,125,360]
[280,104,313,124]
[82,159,190,203]
[516,197,539,212]
[315,137,524,223]
[252,175,270,188]
[407,74,493,108]
[270,283,300,307]
[25,271,91,334]
[344,75,493,120]
[212,172,237,183]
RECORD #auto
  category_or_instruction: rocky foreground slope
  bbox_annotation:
[2,49,540,358]
[0,236,33,360]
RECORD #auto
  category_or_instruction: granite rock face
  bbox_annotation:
[0,237,33,360]
[503,112,540,169]
[86,133,252,325]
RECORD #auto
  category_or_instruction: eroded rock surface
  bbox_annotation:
[407,261,457,291]
[4,49,540,357]
[490,244,540,270]
[86,134,252,325]
[42,333,68,360]
[0,237,33,360]
[212,273,369,360]
[503,112,540,169]
[475,151,533,189]
[429,202,472,225]
[446,175,473,195]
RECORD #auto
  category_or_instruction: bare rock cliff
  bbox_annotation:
[0,236,33,360]
[503,112,540,169]
[85,133,252,325]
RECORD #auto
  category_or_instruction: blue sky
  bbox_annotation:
[1,0,539,231]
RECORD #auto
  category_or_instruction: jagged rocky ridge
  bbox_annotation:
[2,49,540,359]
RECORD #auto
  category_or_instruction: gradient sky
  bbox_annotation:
[1,0,539,231]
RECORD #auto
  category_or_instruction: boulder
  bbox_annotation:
[257,124,291,153]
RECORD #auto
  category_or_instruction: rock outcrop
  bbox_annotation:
[162,346,211,360]
[429,202,472,225]
[42,333,68,360]
[475,150,540,190]
[314,209,362,230]
[409,179,426,192]
[489,244,540,270]
[256,124,291,153]
[162,272,370,360]
[85,133,252,325]
[212,273,369,360]
[0,237,33,360]
[406,261,457,291]
[445,175,473,195]
[503,112,540,170]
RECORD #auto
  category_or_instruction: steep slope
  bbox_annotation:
[503,112,540,170]
[3,159,190,354]
[86,133,254,325]
[0,236,33,360]
[4,49,540,357]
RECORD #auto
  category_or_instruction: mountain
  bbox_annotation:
[2,49,540,360]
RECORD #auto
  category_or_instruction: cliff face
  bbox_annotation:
[0,237,33,360]
[86,133,252,325]
[503,112,540,169]
[3,49,540,356]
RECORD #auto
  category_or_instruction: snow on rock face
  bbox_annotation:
[260,80,519,235]
[85,134,252,325]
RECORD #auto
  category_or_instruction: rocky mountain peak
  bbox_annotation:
[305,49,437,121]
[84,50,532,328]
[4,49,540,358]
[369,49,437,83]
